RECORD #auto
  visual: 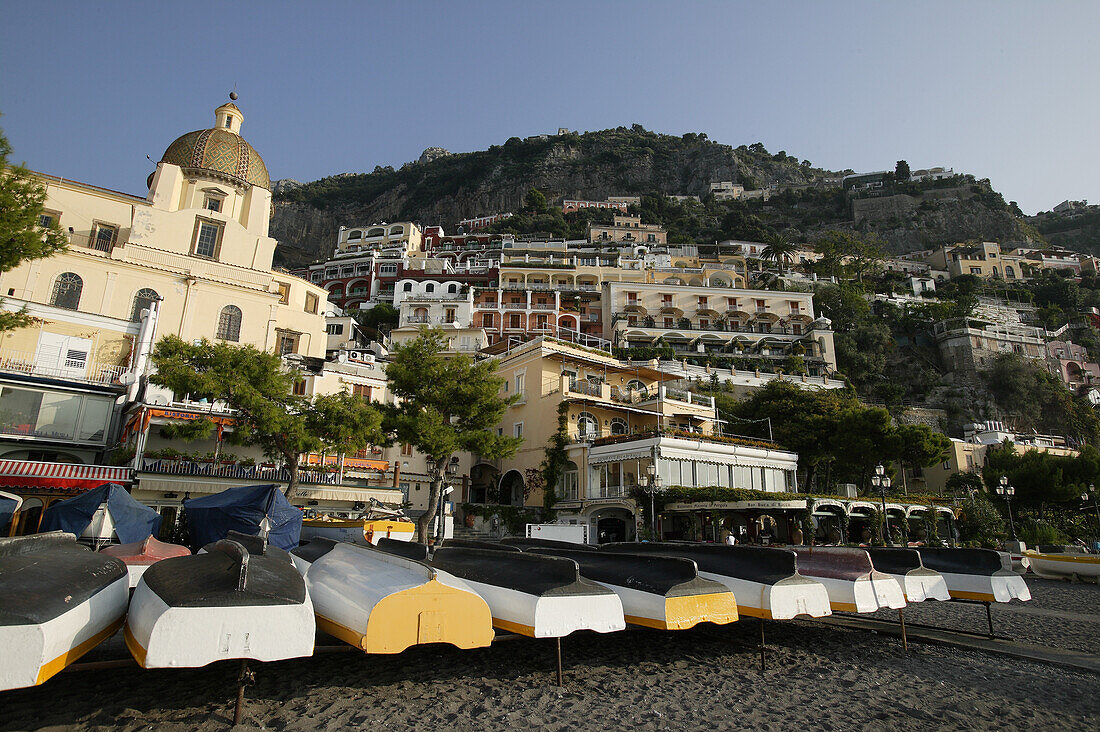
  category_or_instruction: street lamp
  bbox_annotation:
[1081,483,1100,539]
[870,464,893,545]
[642,463,663,540]
[435,460,459,542]
[995,476,1017,542]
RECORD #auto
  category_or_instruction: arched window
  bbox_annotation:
[576,411,598,440]
[50,272,83,310]
[425,283,435,293]
[403,282,413,292]
[448,283,458,294]
[130,288,159,321]
[610,418,628,435]
[217,305,242,342]
[346,230,362,240]
[626,379,648,397]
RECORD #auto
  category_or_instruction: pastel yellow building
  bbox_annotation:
[476,338,799,542]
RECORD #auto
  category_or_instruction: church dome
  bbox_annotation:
[160,102,270,190]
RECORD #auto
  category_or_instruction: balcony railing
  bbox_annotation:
[68,232,115,253]
[0,349,126,386]
[568,379,603,397]
[139,458,340,485]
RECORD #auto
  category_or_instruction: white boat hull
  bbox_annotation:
[457,577,625,638]
[938,571,1032,602]
[885,569,950,603]
[1026,552,1100,580]
[698,571,832,620]
[0,575,128,691]
[813,573,906,613]
[125,581,315,668]
[304,543,494,653]
[592,581,737,630]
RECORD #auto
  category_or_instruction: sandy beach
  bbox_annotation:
[2,577,1097,731]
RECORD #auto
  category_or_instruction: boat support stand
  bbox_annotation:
[898,609,908,652]
[233,659,255,726]
[555,637,564,686]
[758,617,766,674]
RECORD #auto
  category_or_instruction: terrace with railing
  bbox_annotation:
[0,348,127,387]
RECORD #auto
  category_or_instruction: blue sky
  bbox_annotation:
[1,1,1096,214]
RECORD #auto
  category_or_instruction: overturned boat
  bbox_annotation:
[101,536,191,588]
[1024,546,1100,581]
[601,543,831,620]
[430,546,625,638]
[917,547,1031,602]
[183,484,302,552]
[39,483,162,550]
[302,541,494,653]
[124,534,314,668]
[783,546,905,613]
[859,547,949,603]
[300,517,415,546]
[504,538,738,630]
[0,490,23,536]
[0,532,129,691]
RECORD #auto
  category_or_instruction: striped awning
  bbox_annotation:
[0,460,132,491]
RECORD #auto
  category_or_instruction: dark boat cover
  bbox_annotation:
[601,542,801,586]
[291,537,340,564]
[0,492,19,535]
[503,537,598,552]
[184,485,301,552]
[523,546,713,598]
[143,538,306,608]
[0,532,126,626]
[863,547,924,575]
[442,538,522,552]
[39,483,161,544]
[201,531,293,565]
[431,546,614,598]
[376,537,430,561]
[917,547,1004,575]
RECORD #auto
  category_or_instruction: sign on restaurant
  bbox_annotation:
[664,500,807,511]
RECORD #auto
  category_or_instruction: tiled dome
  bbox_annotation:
[160,104,270,189]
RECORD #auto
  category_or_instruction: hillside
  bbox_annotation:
[1028,204,1100,255]
[270,127,1039,267]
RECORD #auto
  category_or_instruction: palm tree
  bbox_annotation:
[761,234,798,275]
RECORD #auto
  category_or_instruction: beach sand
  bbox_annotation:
[2,577,1097,731]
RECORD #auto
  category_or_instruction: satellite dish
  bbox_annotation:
[119,372,136,386]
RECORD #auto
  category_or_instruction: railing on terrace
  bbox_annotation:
[614,316,809,337]
[139,458,341,485]
[569,379,603,397]
[68,232,115,253]
[0,349,126,386]
[584,427,780,451]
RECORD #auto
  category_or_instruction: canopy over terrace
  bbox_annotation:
[0,460,134,535]
[662,499,808,544]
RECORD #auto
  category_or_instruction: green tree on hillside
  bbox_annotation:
[384,328,524,543]
[895,160,911,182]
[524,188,548,214]
[0,124,68,332]
[150,336,384,498]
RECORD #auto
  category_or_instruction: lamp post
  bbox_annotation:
[871,463,892,545]
[437,460,458,542]
[643,463,663,541]
[995,476,1017,542]
[1082,483,1100,539]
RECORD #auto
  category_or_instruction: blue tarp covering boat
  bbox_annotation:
[183,484,301,551]
[0,490,21,535]
[39,483,160,544]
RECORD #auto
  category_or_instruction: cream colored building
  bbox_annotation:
[0,103,330,360]
[476,338,799,542]
[588,215,668,245]
[337,222,423,258]
[602,281,837,374]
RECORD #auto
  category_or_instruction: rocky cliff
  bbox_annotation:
[270,128,836,266]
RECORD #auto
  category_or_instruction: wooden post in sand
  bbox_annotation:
[758,617,766,674]
[556,637,564,686]
[898,609,908,652]
[985,602,994,638]
[233,660,253,726]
